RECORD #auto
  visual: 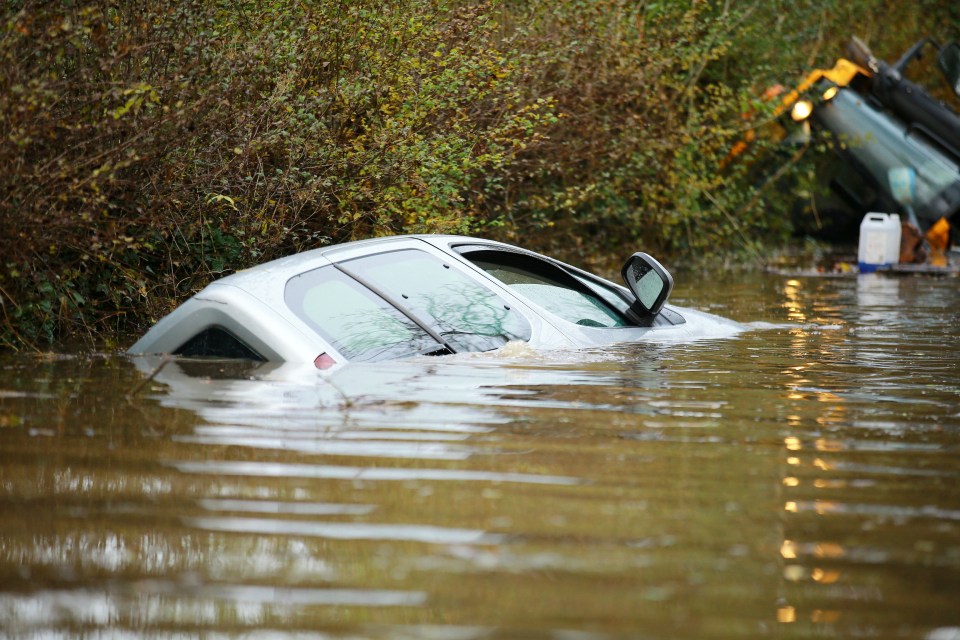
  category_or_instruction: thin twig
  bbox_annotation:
[739,142,810,220]
[127,355,171,399]
[701,189,763,264]
[0,282,39,353]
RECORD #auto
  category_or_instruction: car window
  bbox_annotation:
[285,267,446,361]
[338,249,531,352]
[175,327,265,361]
[569,272,633,317]
[462,251,627,328]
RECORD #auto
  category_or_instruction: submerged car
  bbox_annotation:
[129,235,737,369]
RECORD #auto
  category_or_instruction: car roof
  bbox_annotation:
[215,234,506,290]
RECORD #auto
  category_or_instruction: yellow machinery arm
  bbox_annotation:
[773,58,872,119]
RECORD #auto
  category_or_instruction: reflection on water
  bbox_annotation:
[1,271,959,638]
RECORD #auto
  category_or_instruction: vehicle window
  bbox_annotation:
[569,272,633,317]
[463,252,627,328]
[820,88,959,213]
[285,267,446,361]
[175,327,264,361]
[339,249,531,352]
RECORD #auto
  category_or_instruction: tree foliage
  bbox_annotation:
[1,0,955,348]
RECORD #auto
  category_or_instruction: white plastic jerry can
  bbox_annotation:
[858,212,901,273]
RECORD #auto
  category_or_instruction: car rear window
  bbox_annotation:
[285,266,446,361]
[337,249,531,352]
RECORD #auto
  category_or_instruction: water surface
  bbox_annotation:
[1,270,958,639]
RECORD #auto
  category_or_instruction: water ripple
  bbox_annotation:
[186,516,502,545]
[170,460,581,485]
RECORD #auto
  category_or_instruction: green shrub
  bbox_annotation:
[0,0,554,347]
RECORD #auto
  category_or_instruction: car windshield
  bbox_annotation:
[337,249,531,352]
[461,250,628,328]
[285,266,446,361]
[569,272,634,318]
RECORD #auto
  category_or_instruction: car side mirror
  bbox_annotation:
[621,252,674,316]
[937,41,960,97]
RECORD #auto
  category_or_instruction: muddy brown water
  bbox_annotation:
[1,270,958,639]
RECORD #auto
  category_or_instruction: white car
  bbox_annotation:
[129,235,737,369]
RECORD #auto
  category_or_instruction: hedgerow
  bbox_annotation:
[1,0,955,348]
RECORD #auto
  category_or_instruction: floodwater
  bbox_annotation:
[1,269,958,639]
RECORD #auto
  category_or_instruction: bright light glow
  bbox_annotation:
[822,86,839,101]
[812,569,841,584]
[778,606,796,623]
[783,566,806,582]
[815,438,843,451]
[791,99,814,122]
[814,542,845,558]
